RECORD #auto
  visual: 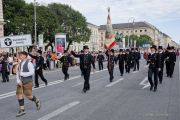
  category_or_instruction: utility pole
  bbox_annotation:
[34,0,37,45]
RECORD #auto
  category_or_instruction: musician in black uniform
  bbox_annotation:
[79,50,84,76]
[59,50,72,81]
[97,51,105,70]
[168,46,176,78]
[165,46,171,77]
[130,48,135,69]
[117,49,125,76]
[147,45,161,92]
[29,50,48,88]
[106,49,115,82]
[125,49,131,73]
[71,46,95,93]
[158,46,165,83]
[134,48,141,71]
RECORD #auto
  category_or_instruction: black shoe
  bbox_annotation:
[153,87,157,92]
[82,89,87,93]
[67,75,69,79]
[150,86,153,91]
[87,87,90,91]
[45,82,48,86]
[34,86,39,88]
[159,81,162,84]
[35,99,41,111]
[16,109,26,117]
[121,74,123,76]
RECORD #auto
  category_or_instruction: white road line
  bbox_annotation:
[38,101,80,120]
[72,82,83,87]
[72,77,106,87]
[142,83,150,89]
[0,68,109,100]
[106,78,124,88]
[139,76,150,89]
[132,71,139,74]
[139,77,148,85]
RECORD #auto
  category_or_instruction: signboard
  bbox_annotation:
[0,34,32,48]
[122,38,125,48]
[38,34,44,47]
[55,34,66,53]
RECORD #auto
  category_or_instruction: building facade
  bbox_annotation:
[0,0,4,37]
[99,21,174,48]
[71,22,100,52]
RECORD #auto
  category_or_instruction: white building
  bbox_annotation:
[71,22,100,52]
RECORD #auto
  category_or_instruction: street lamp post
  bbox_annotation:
[127,17,135,48]
[34,0,37,45]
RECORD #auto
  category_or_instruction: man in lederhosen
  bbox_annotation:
[97,51,105,70]
[29,50,48,88]
[16,51,41,117]
[117,49,125,76]
[71,46,95,93]
[106,49,115,82]
[158,46,165,83]
[147,45,161,92]
[59,50,72,81]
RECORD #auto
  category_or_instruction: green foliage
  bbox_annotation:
[125,34,152,47]
[3,0,91,50]
[115,32,123,42]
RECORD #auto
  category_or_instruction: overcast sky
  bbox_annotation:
[25,0,180,44]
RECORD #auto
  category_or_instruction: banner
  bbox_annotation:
[134,40,136,48]
[38,34,44,47]
[122,38,125,48]
[104,7,116,49]
[0,34,32,48]
[55,34,66,53]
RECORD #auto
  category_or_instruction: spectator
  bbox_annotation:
[0,55,10,83]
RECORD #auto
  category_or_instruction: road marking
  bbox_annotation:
[72,82,83,87]
[72,77,107,87]
[106,78,124,88]
[139,76,150,89]
[38,101,80,120]
[132,71,139,74]
[0,68,110,100]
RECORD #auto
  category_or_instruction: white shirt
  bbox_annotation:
[16,60,35,84]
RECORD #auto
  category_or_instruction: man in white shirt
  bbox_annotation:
[16,51,41,117]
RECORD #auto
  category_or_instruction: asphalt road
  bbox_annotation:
[0,59,179,120]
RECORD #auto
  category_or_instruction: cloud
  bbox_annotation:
[26,0,180,25]
[25,0,180,43]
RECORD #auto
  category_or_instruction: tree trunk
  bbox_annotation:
[66,41,72,51]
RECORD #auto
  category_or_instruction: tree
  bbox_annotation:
[48,3,91,50]
[125,34,152,47]
[138,35,152,47]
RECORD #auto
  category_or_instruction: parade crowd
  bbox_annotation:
[0,45,179,117]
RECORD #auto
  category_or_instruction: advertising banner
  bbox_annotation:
[55,34,66,53]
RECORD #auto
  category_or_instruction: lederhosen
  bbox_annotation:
[16,60,33,96]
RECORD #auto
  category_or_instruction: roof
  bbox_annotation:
[87,22,99,28]
[99,21,153,30]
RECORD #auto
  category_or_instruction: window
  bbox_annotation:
[145,29,147,32]
[140,30,142,32]
[135,30,137,32]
